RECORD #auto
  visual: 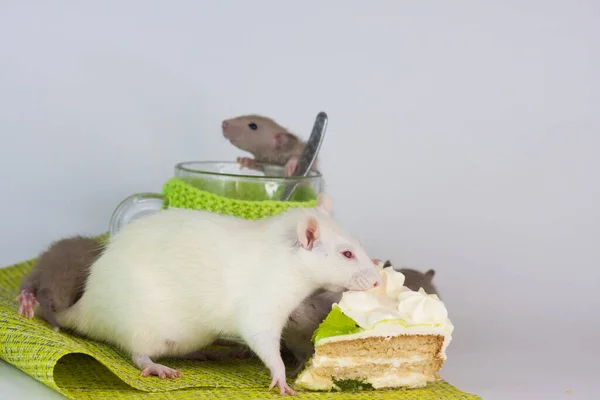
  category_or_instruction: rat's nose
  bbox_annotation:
[372,274,384,288]
[222,120,228,129]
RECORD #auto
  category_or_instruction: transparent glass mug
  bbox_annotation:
[109,161,324,237]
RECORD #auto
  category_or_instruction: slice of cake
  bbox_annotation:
[295,262,454,391]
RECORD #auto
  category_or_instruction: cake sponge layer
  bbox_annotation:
[296,334,446,391]
[316,334,444,359]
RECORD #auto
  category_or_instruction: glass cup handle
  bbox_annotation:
[108,193,165,237]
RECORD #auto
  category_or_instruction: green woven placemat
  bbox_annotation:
[0,252,481,399]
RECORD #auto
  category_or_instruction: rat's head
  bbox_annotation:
[293,193,383,292]
[222,114,298,156]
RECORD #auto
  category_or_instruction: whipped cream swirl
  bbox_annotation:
[337,265,450,329]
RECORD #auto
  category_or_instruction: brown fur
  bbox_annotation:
[19,235,105,329]
[221,114,319,174]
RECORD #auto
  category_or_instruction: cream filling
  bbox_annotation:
[315,321,453,360]
[368,372,431,389]
[295,370,334,391]
[295,368,432,390]
[312,354,427,368]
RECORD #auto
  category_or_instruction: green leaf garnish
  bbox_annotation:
[311,305,363,343]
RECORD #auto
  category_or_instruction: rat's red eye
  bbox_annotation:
[341,251,354,259]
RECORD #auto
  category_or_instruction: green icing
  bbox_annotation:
[311,305,363,343]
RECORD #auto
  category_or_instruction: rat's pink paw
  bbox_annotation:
[269,375,296,396]
[15,290,38,319]
[237,157,259,170]
[284,158,298,177]
[141,364,182,379]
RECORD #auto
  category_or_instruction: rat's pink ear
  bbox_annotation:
[316,193,333,215]
[297,215,320,250]
[273,132,295,150]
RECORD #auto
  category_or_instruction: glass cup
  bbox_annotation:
[108,161,324,237]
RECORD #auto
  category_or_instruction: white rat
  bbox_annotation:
[221,114,318,177]
[55,193,381,396]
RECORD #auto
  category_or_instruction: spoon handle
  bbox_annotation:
[279,112,328,201]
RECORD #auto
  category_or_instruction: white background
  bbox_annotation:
[0,1,598,399]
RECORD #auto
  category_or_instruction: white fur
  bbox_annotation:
[55,195,381,386]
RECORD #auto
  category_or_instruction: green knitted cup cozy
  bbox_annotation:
[161,177,319,220]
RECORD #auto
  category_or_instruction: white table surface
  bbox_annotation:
[1,360,65,399]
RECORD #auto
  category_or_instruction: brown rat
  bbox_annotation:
[16,235,105,331]
[222,114,319,177]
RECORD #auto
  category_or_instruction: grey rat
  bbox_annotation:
[222,114,319,177]
[281,288,342,376]
[16,235,105,331]
[280,259,441,376]
[53,193,381,395]
[385,260,440,297]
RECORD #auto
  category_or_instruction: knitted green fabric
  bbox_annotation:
[161,177,318,220]
[0,246,481,399]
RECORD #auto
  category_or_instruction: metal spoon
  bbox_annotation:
[279,111,328,201]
